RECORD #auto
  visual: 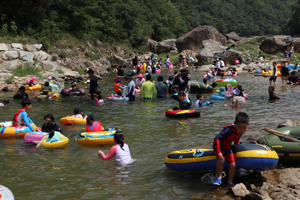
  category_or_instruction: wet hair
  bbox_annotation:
[178,91,186,96]
[3,100,9,104]
[203,78,207,84]
[157,76,163,81]
[146,74,152,81]
[47,121,57,139]
[196,94,203,99]
[211,82,217,87]
[291,71,296,75]
[235,112,249,124]
[45,82,49,87]
[86,115,95,125]
[44,114,54,121]
[114,131,125,150]
[269,86,275,91]
[21,98,31,107]
[273,61,277,66]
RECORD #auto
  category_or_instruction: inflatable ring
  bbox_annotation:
[166,109,200,118]
[0,121,37,137]
[24,132,48,143]
[61,88,86,96]
[210,94,226,100]
[60,116,86,125]
[25,84,42,90]
[37,92,60,99]
[0,184,14,200]
[77,129,117,145]
[259,126,300,161]
[39,136,69,148]
[215,79,237,86]
[164,144,278,171]
[190,82,213,93]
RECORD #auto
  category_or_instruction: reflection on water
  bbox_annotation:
[1,72,300,199]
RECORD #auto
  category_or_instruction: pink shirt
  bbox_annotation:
[100,143,134,165]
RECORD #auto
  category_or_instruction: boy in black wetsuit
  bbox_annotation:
[173,91,191,110]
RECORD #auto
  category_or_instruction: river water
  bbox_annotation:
[0,71,299,199]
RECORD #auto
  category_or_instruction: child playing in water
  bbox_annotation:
[42,114,63,133]
[27,77,36,86]
[94,91,104,103]
[268,86,280,100]
[73,107,88,119]
[194,94,203,107]
[269,62,277,85]
[0,100,9,107]
[213,112,249,186]
[37,121,65,147]
[86,115,104,132]
[12,98,38,131]
[173,91,192,110]
[98,131,135,166]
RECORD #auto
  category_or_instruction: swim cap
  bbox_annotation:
[48,76,52,80]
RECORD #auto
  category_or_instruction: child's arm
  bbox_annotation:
[99,145,117,160]
[119,85,126,90]
[21,112,35,131]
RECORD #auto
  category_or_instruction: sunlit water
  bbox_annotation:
[0,70,299,199]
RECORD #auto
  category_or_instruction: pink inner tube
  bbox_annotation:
[24,132,48,143]
[155,69,161,74]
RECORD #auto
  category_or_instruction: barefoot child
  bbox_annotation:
[213,112,249,186]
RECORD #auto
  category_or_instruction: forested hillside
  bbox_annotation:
[0,0,296,47]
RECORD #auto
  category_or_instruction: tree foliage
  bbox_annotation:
[0,0,295,46]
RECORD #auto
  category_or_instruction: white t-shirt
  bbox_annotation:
[219,60,225,67]
[215,61,220,68]
[73,114,83,118]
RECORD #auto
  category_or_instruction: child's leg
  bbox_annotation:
[228,162,236,184]
[216,156,225,178]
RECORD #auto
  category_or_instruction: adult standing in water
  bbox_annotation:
[87,69,98,99]
[287,43,294,61]
[124,76,135,101]
[131,56,139,72]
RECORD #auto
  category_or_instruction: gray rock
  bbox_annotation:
[19,51,34,61]
[33,44,43,51]
[176,26,227,52]
[154,39,177,54]
[196,39,227,62]
[34,51,49,61]
[197,64,214,72]
[223,49,242,65]
[231,183,250,197]
[2,51,19,60]
[86,41,93,48]
[41,60,59,71]
[109,55,127,66]
[11,43,23,50]
[25,44,37,52]
[7,60,23,70]
[259,35,290,54]
[0,43,8,51]
[225,32,242,41]
[96,40,102,47]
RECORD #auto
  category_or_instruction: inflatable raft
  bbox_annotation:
[77,129,117,145]
[0,121,37,137]
[165,144,278,171]
[215,79,237,86]
[25,84,42,90]
[36,92,60,99]
[61,88,86,96]
[24,132,48,143]
[210,93,226,100]
[60,116,86,125]
[0,184,15,200]
[259,127,300,161]
[166,110,200,118]
[39,136,69,148]
[190,82,213,93]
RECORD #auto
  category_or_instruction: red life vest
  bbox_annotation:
[114,83,120,94]
[86,121,104,132]
[12,109,26,127]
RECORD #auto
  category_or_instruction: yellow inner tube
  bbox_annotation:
[25,84,42,90]
[60,116,86,125]
[0,123,37,137]
[40,136,69,148]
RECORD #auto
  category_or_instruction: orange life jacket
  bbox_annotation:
[12,109,26,127]
[114,83,120,94]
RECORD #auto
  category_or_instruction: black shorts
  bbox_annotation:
[281,66,289,76]
[269,76,277,82]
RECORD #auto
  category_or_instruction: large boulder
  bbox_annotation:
[25,44,37,52]
[18,51,34,61]
[0,43,8,51]
[41,60,59,71]
[2,51,19,60]
[6,60,24,70]
[225,32,242,41]
[33,44,43,51]
[34,51,50,61]
[259,35,290,54]
[176,26,227,52]
[150,39,178,54]
[197,64,214,72]
[196,39,227,62]
[223,49,243,65]
[109,55,128,66]
[146,39,159,52]
[11,43,23,50]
